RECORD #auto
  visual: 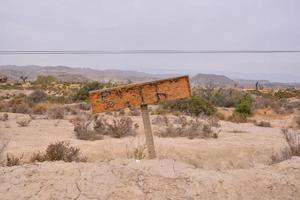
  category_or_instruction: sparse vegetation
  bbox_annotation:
[16,119,31,127]
[27,90,47,103]
[255,121,272,127]
[47,106,64,119]
[228,112,248,123]
[31,141,86,162]
[282,128,300,156]
[155,115,219,139]
[126,145,148,160]
[0,113,8,121]
[163,94,216,116]
[6,154,23,167]
[105,117,136,138]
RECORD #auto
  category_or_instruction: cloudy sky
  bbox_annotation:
[0,0,300,82]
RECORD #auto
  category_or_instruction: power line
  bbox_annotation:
[1,50,300,55]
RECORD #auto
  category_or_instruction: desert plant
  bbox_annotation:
[106,117,136,138]
[27,90,47,103]
[47,107,64,119]
[281,128,300,156]
[74,118,103,141]
[6,154,23,167]
[227,112,248,123]
[0,113,8,121]
[128,108,141,116]
[73,81,111,101]
[155,116,219,139]
[16,119,31,127]
[126,145,148,160]
[31,141,86,162]
[235,95,253,115]
[255,121,272,127]
[163,94,216,116]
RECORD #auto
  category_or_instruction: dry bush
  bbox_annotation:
[105,117,136,138]
[0,139,9,165]
[126,145,148,160]
[73,117,103,141]
[152,115,168,125]
[155,116,219,139]
[47,106,64,119]
[227,112,248,123]
[27,90,47,103]
[255,121,272,127]
[31,141,86,162]
[32,104,48,114]
[0,113,8,121]
[6,154,23,167]
[16,119,31,127]
[282,128,300,156]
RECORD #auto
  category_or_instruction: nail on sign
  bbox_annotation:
[89,76,191,113]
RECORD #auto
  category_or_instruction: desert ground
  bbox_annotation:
[0,83,300,200]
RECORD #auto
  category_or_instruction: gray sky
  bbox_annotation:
[0,0,300,82]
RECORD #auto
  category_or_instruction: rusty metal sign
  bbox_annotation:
[89,75,191,113]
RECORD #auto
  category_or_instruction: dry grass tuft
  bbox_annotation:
[255,121,272,128]
[47,106,64,119]
[0,113,8,121]
[6,154,23,167]
[282,128,300,156]
[126,145,148,160]
[31,141,86,162]
[155,115,219,139]
[16,119,31,127]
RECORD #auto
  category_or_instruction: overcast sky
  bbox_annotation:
[0,0,300,82]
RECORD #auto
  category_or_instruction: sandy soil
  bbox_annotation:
[1,112,299,199]
[0,113,292,170]
[1,157,300,200]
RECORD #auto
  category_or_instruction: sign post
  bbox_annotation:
[89,75,191,159]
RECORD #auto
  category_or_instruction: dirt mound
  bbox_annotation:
[1,158,300,200]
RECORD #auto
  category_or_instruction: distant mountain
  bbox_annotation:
[191,73,235,86]
[0,65,167,83]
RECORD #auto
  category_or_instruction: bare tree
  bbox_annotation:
[20,75,28,83]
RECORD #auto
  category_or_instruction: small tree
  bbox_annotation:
[20,75,28,83]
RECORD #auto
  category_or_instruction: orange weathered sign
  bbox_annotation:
[89,76,191,113]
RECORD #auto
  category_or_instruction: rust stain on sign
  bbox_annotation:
[89,75,191,113]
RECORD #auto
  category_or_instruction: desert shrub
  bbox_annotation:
[0,113,8,121]
[106,117,136,138]
[73,81,110,102]
[155,116,219,139]
[0,139,9,166]
[235,95,253,115]
[255,121,272,127]
[34,75,57,86]
[152,115,168,125]
[73,118,103,141]
[6,154,23,167]
[126,145,147,160]
[163,94,216,116]
[31,141,86,162]
[32,104,48,114]
[16,119,31,127]
[47,107,64,119]
[228,112,248,123]
[282,129,300,156]
[27,90,47,103]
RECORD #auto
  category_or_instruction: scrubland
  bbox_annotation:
[1,76,300,199]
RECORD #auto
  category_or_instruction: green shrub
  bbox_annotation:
[235,95,253,115]
[73,82,107,101]
[163,94,216,116]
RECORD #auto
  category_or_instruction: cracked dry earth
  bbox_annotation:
[1,158,300,200]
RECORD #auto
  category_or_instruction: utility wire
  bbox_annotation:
[1,50,300,55]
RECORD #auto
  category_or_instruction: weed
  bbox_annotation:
[255,121,272,127]
[47,107,64,119]
[16,119,31,127]
[31,141,86,162]
[126,145,148,160]
[6,154,23,167]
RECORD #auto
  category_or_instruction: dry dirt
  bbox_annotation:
[1,158,300,200]
[0,112,299,199]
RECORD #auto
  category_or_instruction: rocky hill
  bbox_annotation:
[190,73,235,86]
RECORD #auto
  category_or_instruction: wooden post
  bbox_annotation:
[140,104,156,159]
